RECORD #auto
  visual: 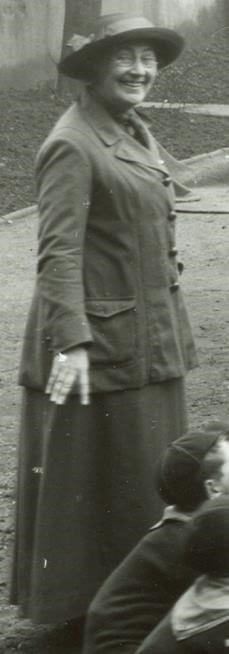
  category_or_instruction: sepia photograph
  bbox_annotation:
[0,1,229,652]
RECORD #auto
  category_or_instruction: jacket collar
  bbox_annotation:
[80,91,169,176]
[81,90,128,145]
[172,575,229,641]
[150,505,192,531]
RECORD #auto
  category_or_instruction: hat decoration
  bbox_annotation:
[67,34,94,52]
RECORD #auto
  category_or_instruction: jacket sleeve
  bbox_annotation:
[35,136,93,353]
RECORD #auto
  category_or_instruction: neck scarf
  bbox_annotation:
[118,109,152,148]
[172,575,229,641]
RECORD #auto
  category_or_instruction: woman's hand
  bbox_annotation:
[45,347,90,406]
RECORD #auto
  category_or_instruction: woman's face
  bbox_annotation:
[93,41,158,112]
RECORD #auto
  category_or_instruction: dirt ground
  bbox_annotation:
[1,87,229,216]
[0,205,229,653]
[0,73,229,651]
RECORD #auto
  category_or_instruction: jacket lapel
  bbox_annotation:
[114,136,168,176]
[80,93,170,178]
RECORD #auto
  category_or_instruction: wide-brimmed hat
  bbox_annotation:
[59,14,184,79]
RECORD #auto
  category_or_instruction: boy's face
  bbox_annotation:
[215,439,229,494]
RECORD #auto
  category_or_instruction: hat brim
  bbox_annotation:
[59,27,184,79]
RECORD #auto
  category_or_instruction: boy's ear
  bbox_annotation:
[204,478,222,499]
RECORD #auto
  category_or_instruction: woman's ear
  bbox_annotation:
[204,478,223,499]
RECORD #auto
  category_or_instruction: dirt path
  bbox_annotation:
[0,210,229,652]
[143,102,229,116]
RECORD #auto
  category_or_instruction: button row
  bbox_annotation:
[167,202,179,292]
[168,251,184,274]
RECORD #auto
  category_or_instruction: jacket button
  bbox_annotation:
[169,247,178,257]
[163,175,172,186]
[170,282,180,293]
[168,210,177,221]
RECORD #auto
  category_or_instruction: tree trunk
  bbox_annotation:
[58,0,101,93]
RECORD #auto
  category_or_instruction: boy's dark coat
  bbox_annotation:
[83,513,194,654]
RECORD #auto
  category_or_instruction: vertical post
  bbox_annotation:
[100,1,164,24]
[224,0,229,26]
[101,0,145,15]
[58,0,101,92]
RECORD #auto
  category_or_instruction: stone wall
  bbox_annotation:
[0,0,65,89]
[102,0,218,25]
[0,0,228,89]
[101,0,228,43]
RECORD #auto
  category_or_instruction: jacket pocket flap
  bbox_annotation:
[85,298,136,318]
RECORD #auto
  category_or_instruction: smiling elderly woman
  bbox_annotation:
[11,14,197,626]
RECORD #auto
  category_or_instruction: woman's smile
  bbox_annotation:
[121,80,146,89]
[92,42,158,112]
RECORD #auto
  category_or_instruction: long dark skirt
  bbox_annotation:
[11,379,187,624]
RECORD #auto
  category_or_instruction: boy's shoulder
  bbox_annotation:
[149,505,191,532]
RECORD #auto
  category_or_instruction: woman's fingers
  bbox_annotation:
[45,348,90,405]
[49,369,76,405]
[45,353,66,396]
[78,366,90,406]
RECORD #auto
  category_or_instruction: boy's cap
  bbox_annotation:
[157,421,229,510]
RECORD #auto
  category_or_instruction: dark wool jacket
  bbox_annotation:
[137,613,229,654]
[19,93,197,393]
[83,509,194,654]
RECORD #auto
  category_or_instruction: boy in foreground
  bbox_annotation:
[83,421,229,654]
[137,496,229,653]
